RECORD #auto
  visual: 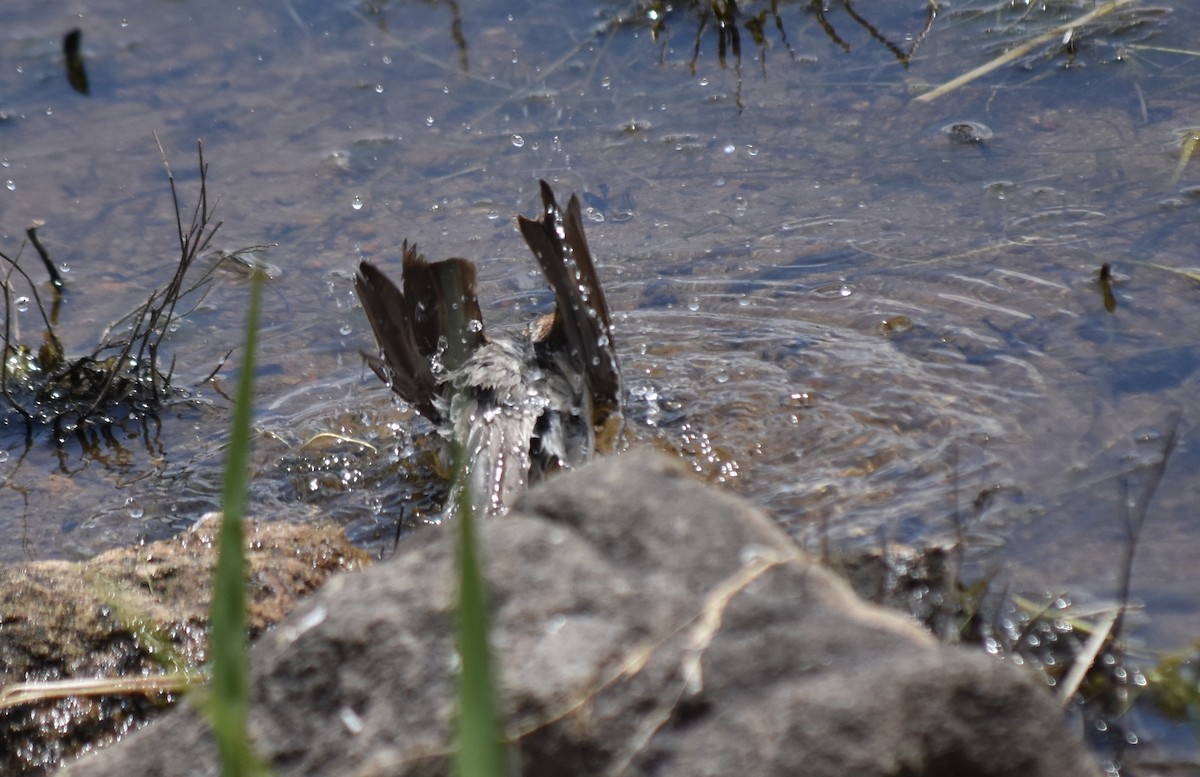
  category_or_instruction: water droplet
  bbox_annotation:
[723,144,735,154]
[339,324,353,336]
[124,497,144,519]
[382,55,392,65]
[0,449,9,463]
[812,283,853,299]
[352,196,364,210]
[340,706,365,734]
[714,371,729,384]
[4,180,14,191]
[374,84,384,94]
[687,297,700,312]
[14,296,28,312]
[425,116,435,127]
[511,134,524,148]
[467,319,483,333]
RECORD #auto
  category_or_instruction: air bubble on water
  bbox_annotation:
[511,134,525,148]
[352,195,364,210]
[0,449,9,463]
[124,497,144,519]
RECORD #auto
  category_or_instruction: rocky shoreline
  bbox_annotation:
[0,512,370,774]
[13,452,1101,776]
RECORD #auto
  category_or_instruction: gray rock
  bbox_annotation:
[57,451,1100,777]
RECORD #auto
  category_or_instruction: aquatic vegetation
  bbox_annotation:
[0,138,261,444]
[833,415,1197,770]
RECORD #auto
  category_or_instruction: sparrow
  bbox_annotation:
[354,180,622,519]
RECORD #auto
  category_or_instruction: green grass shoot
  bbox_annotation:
[205,268,271,777]
[452,451,508,777]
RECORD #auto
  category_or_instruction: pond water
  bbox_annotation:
[2,0,1200,766]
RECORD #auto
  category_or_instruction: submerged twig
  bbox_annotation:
[24,222,64,290]
[1112,411,1180,641]
[1059,609,1120,710]
[915,0,1138,103]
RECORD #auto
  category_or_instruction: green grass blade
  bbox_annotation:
[453,456,507,777]
[440,262,507,777]
[207,269,270,777]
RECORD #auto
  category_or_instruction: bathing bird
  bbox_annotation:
[354,180,622,519]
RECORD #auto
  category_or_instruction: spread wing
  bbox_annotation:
[517,180,622,429]
[355,242,487,424]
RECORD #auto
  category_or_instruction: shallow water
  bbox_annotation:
[2,0,1200,762]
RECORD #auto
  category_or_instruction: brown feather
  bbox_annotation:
[517,180,622,427]
[354,259,442,422]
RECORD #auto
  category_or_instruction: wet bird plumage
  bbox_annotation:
[354,181,622,518]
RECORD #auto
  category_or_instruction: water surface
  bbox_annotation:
[2,0,1199,761]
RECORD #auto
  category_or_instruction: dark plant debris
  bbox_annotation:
[0,137,265,446]
[63,28,89,96]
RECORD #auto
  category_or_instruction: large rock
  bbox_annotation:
[57,452,1100,776]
